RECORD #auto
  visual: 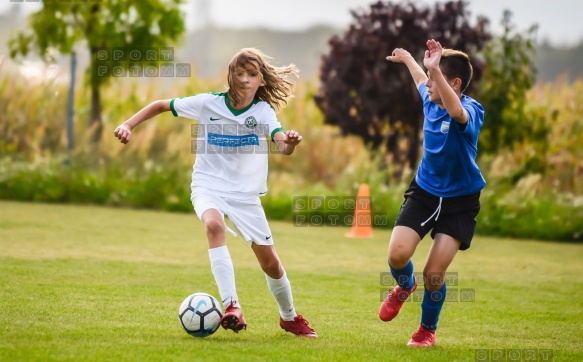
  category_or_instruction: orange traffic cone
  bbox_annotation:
[346,183,373,238]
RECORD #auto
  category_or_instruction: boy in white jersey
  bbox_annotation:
[378,39,485,347]
[114,48,317,338]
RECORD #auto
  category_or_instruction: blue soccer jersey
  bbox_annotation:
[415,82,486,197]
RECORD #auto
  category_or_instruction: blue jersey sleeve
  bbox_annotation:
[418,82,430,107]
[460,96,485,144]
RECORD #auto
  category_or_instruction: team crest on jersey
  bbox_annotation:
[244,116,257,129]
[440,121,450,134]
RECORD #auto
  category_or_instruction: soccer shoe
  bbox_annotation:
[407,325,436,347]
[379,276,418,322]
[279,315,318,338]
[220,302,247,333]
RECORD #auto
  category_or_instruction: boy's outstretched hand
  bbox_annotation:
[114,124,132,144]
[386,48,413,63]
[423,39,443,70]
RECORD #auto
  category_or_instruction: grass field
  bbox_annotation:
[1,201,582,361]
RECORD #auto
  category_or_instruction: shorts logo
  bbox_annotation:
[244,116,257,129]
[440,121,450,134]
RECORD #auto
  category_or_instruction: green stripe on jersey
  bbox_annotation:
[224,94,259,116]
[271,127,285,141]
[170,98,178,117]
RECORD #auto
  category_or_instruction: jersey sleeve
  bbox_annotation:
[261,105,285,141]
[170,94,205,120]
[461,98,485,140]
[417,82,432,111]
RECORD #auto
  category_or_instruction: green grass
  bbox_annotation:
[1,201,582,361]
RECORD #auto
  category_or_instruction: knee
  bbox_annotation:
[388,246,411,269]
[261,259,282,278]
[205,219,225,238]
[423,269,445,290]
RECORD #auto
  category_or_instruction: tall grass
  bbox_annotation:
[0,66,581,240]
[528,77,583,194]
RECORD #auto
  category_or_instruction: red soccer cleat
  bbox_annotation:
[379,276,418,322]
[279,315,318,338]
[220,302,247,333]
[407,325,436,347]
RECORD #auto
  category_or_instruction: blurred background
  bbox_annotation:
[0,0,582,241]
[1,0,581,80]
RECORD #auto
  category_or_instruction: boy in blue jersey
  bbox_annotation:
[378,39,485,347]
[114,48,317,338]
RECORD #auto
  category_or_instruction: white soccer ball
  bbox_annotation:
[178,292,223,337]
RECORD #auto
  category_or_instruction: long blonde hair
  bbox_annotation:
[227,48,299,112]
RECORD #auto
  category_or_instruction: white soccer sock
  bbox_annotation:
[208,246,240,309]
[265,270,297,321]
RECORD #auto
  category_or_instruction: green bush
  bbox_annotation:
[478,187,583,241]
[1,155,581,241]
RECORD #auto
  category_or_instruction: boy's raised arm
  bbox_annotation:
[386,48,428,89]
[114,99,172,144]
[423,40,467,124]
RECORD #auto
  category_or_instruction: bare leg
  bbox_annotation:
[388,226,423,268]
[423,234,460,290]
[201,209,226,249]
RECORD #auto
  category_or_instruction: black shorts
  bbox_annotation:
[395,178,481,250]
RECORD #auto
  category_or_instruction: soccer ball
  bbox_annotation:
[178,292,223,337]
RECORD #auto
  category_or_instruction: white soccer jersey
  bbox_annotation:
[170,92,284,199]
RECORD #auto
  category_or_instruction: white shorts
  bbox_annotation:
[191,187,274,247]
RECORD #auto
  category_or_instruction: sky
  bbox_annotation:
[2,0,582,46]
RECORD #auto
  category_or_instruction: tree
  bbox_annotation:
[314,0,490,171]
[477,10,542,154]
[9,0,186,144]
